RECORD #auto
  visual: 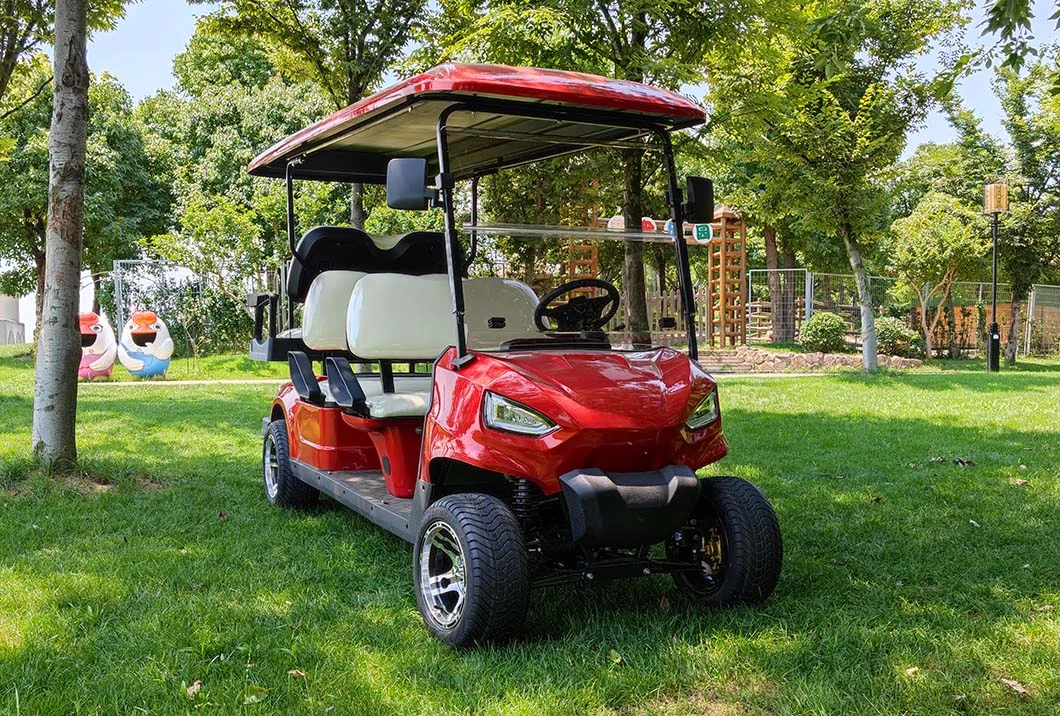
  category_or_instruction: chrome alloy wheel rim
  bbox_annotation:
[419,522,467,629]
[263,434,279,501]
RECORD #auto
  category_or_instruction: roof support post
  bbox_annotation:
[286,157,302,260]
[436,106,470,365]
[654,129,699,360]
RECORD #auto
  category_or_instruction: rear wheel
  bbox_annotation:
[263,419,318,508]
[414,493,529,646]
[667,476,781,607]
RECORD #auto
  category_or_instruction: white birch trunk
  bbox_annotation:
[841,225,878,372]
[31,0,89,468]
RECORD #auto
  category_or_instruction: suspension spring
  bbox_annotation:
[509,477,538,535]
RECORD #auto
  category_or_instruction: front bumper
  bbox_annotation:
[559,466,700,548]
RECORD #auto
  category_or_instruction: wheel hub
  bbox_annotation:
[419,522,467,629]
[263,434,279,501]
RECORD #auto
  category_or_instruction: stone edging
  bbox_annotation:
[729,345,923,372]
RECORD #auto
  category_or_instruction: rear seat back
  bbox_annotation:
[302,270,366,350]
[347,274,457,359]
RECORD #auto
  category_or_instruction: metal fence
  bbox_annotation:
[746,269,1059,357]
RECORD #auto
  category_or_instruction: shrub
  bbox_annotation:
[799,312,849,353]
[875,316,924,358]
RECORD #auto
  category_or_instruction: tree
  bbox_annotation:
[192,0,429,229]
[939,57,1060,364]
[983,0,1059,78]
[704,0,967,371]
[0,62,170,332]
[889,192,987,358]
[995,56,1060,363]
[0,1,125,115]
[428,0,739,345]
[138,72,347,308]
[32,0,88,468]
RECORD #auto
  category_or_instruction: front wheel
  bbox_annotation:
[667,477,782,607]
[414,493,529,647]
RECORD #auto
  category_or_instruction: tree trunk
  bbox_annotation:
[1004,292,1021,365]
[841,224,878,372]
[350,182,365,229]
[32,0,89,470]
[33,251,45,343]
[918,289,933,360]
[943,294,958,359]
[654,245,667,293]
[780,247,796,342]
[622,147,650,347]
[522,241,537,287]
[763,224,782,342]
[91,271,101,315]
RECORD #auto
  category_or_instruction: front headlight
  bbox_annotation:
[482,391,558,437]
[684,389,719,430]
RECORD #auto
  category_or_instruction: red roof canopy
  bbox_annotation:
[247,63,705,182]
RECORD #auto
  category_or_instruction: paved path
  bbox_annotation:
[80,378,285,387]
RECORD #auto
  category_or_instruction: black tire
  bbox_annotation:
[668,476,782,607]
[414,493,529,647]
[262,419,318,508]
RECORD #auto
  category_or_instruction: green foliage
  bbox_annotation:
[889,192,987,291]
[364,206,445,235]
[704,0,969,368]
[171,20,275,95]
[0,57,169,322]
[137,65,347,306]
[799,311,850,353]
[875,316,924,357]
[195,0,429,107]
[982,0,1060,77]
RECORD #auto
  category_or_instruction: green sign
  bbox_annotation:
[693,223,713,243]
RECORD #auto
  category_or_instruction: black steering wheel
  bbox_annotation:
[534,278,621,332]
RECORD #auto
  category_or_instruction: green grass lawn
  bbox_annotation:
[1,350,1059,714]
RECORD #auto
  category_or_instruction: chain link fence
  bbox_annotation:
[746,269,1058,357]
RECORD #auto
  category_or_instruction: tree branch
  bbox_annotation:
[0,72,50,121]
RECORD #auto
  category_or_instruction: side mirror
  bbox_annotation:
[684,176,714,224]
[386,158,434,210]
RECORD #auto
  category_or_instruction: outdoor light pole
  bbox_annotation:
[983,182,1008,372]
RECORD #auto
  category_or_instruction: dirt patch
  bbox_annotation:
[63,472,165,495]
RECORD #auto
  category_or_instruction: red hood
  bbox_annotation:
[479,348,714,430]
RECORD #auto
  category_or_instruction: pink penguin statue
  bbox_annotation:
[78,312,117,379]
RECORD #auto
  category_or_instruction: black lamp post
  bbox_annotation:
[983,182,1008,372]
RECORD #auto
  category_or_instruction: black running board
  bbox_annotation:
[289,460,417,542]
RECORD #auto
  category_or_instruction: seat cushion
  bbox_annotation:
[358,374,432,418]
[364,392,430,418]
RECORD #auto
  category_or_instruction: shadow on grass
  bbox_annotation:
[2,396,1059,713]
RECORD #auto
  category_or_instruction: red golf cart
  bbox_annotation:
[247,63,781,646]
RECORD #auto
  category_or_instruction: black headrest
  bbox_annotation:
[286,226,454,303]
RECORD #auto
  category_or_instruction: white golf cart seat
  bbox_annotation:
[344,273,542,418]
[463,277,541,350]
[302,270,366,350]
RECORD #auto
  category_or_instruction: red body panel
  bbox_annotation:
[419,348,727,496]
[248,63,704,176]
[274,348,726,500]
[276,383,379,471]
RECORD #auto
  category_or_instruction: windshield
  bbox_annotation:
[459,218,715,355]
